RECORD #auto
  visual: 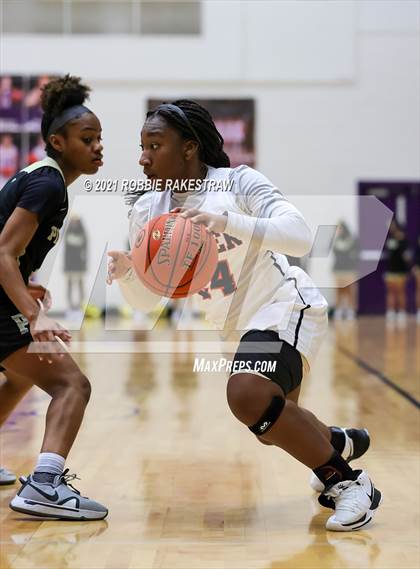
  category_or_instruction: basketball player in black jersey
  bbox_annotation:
[0,75,107,520]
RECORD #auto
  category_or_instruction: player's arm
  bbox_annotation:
[0,207,43,321]
[107,251,162,312]
[224,202,312,257]
[178,168,312,258]
[108,199,162,311]
[225,167,312,257]
[0,173,61,317]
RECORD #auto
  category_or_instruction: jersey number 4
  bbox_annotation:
[198,260,236,300]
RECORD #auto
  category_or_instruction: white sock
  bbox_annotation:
[34,452,65,476]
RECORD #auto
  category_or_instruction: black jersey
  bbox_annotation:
[0,157,68,310]
[414,238,420,268]
[384,236,409,274]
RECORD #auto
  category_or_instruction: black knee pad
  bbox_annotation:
[248,395,285,436]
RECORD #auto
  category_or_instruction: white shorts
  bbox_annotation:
[274,301,328,370]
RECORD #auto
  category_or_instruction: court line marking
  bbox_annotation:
[338,346,420,410]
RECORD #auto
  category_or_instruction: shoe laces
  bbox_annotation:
[60,468,81,495]
[325,479,361,514]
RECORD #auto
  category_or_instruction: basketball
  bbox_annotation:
[131,213,218,298]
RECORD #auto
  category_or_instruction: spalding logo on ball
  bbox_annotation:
[131,213,218,298]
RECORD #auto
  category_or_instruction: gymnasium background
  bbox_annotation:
[1,1,419,316]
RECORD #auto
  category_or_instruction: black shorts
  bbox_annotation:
[0,309,32,371]
[231,329,303,395]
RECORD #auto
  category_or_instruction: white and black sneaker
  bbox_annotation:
[0,467,16,485]
[9,469,108,521]
[320,470,382,531]
[310,428,370,492]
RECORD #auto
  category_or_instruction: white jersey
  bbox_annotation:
[120,165,328,368]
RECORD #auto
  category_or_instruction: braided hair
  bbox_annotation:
[125,99,231,208]
[40,74,91,158]
[147,99,230,168]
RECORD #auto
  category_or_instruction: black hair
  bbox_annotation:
[40,74,91,158]
[147,99,230,168]
[125,99,231,208]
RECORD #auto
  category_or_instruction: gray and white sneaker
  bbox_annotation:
[310,428,370,492]
[0,467,16,485]
[322,470,382,531]
[9,469,108,520]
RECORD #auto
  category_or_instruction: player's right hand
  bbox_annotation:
[29,310,72,364]
[28,282,52,311]
[107,250,132,284]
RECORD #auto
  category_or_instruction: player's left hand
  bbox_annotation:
[171,208,227,233]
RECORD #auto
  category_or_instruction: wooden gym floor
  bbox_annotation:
[0,316,419,569]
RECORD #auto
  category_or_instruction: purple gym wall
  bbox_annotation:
[358,181,420,315]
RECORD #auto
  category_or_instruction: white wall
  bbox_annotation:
[2,0,419,311]
[2,1,355,82]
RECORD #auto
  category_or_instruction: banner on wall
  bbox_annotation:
[147,98,255,168]
[0,75,55,186]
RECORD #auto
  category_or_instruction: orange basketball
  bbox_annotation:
[131,213,218,298]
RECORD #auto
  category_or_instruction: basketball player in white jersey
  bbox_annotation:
[108,100,381,531]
